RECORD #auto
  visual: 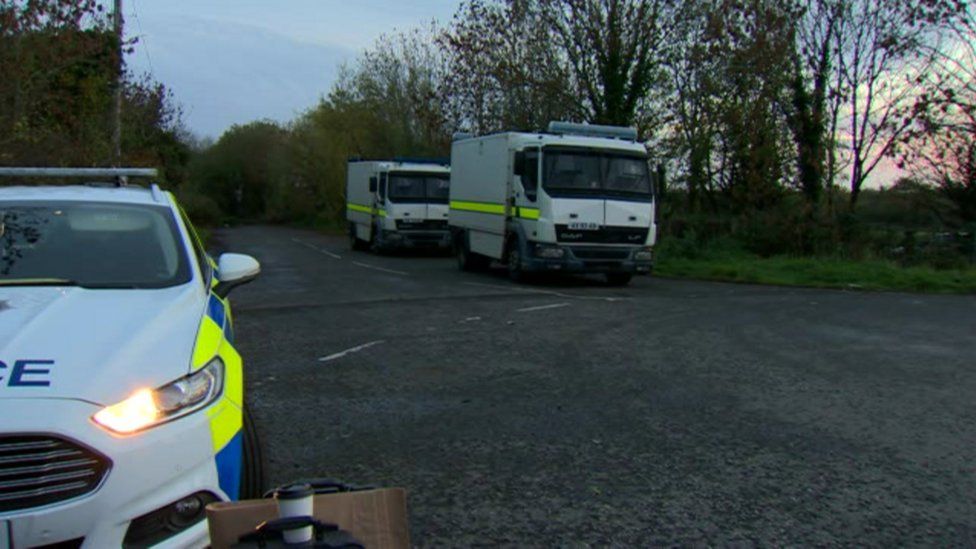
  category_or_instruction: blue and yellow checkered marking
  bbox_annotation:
[193,291,245,500]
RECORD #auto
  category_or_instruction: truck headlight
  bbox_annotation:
[93,359,224,434]
[635,248,653,261]
[535,245,565,259]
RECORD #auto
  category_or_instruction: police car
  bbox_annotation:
[0,169,264,547]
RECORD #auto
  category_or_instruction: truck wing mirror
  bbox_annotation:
[513,151,525,176]
[369,176,377,193]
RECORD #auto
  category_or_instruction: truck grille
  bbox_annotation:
[0,435,110,513]
[395,219,448,230]
[556,225,647,244]
[572,248,631,260]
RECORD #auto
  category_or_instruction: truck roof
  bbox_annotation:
[457,131,648,155]
[0,185,167,206]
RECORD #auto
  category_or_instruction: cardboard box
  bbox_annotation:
[206,488,409,549]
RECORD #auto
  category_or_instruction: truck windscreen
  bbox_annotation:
[543,151,651,198]
[388,173,450,204]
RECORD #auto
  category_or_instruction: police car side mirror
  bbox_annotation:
[513,152,525,176]
[215,253,260,298]
[369,177,377,193]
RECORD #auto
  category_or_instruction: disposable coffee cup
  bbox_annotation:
[274,483,314,544]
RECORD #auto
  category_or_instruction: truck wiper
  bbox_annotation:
[0,278,81,287]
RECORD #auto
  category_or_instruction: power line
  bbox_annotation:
[130,0,155,77]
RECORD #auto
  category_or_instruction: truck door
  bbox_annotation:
[514,147,542,231]
[377,172,388,224]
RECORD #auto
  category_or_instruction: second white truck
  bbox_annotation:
[449,122,657,285]
[346,158,452,252]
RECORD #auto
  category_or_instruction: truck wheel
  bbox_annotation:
[456,235,479,271]
[349,225,366,251]
[605,273,633,286]
[240,401,267,500]
[507,244,524,282]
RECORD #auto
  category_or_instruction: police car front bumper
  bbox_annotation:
[0,398,226,548]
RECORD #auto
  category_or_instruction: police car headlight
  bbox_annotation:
[93,359,224,434]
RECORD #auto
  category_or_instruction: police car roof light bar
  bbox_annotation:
[0,167,159,187]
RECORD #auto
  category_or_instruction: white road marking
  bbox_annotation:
[460,316,482,323]
[463,282,625,302]
[517,302,570,313]
[352,261,409,276]
[291,238,341,259]
[319,248,342,259]
[318,340,385,362]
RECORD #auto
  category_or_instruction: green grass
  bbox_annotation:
[656,252,976,294]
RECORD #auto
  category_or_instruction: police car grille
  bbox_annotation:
[0,436,110,512]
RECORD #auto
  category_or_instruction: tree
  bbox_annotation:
[440,0,578,133]
[188,121,288,218]
[540,0,672,131]
[0,0,189,176]
[899,4,976,224]
[832,0,961,208]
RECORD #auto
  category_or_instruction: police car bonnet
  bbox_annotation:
[0,284,202,403]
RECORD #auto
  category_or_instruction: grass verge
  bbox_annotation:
[656,253,976,294]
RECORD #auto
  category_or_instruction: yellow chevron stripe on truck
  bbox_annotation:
[450,200,540,220]
[347,203,387,217]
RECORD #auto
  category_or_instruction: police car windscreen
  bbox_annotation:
[0,201,191,288]
[388,174,449,203]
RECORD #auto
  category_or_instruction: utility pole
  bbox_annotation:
[111,0,123,167]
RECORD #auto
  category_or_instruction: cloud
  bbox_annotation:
[127,14,353,138]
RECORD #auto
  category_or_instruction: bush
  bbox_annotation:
[175,188,223,227]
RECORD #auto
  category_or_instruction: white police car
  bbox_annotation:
[0,169,264,547]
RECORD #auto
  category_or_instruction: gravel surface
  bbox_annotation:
[220,225,976,547]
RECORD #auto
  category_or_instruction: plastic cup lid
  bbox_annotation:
[274,483,313,500]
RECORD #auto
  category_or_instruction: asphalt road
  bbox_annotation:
[220,225,976,547]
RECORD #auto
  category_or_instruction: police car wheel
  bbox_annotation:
[240,401,267,499]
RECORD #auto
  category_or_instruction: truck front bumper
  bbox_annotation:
[380,229,451,249]
[521,244,653,274]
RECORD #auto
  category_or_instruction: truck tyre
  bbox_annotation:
[507,242,525,282]
[455,233,483,271]
[349,225,366,251]
[240,400,267,500]
[605,273,633,286]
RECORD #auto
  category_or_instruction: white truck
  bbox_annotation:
[346,158,452,252]
[449,122,657,285]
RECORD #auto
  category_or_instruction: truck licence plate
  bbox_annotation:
[568,222,600,230]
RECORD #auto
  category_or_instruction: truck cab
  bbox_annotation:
[347,159,451,252]
[449,122,657,285]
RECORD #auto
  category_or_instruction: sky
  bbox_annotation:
[124,0,461,139]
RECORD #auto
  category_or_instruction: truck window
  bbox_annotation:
[605,156,652,195]
[388,173,449,204]
[522,149,539,201]
[543,150,651,197]
[544,151,602,191]
[426,175,450,204]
